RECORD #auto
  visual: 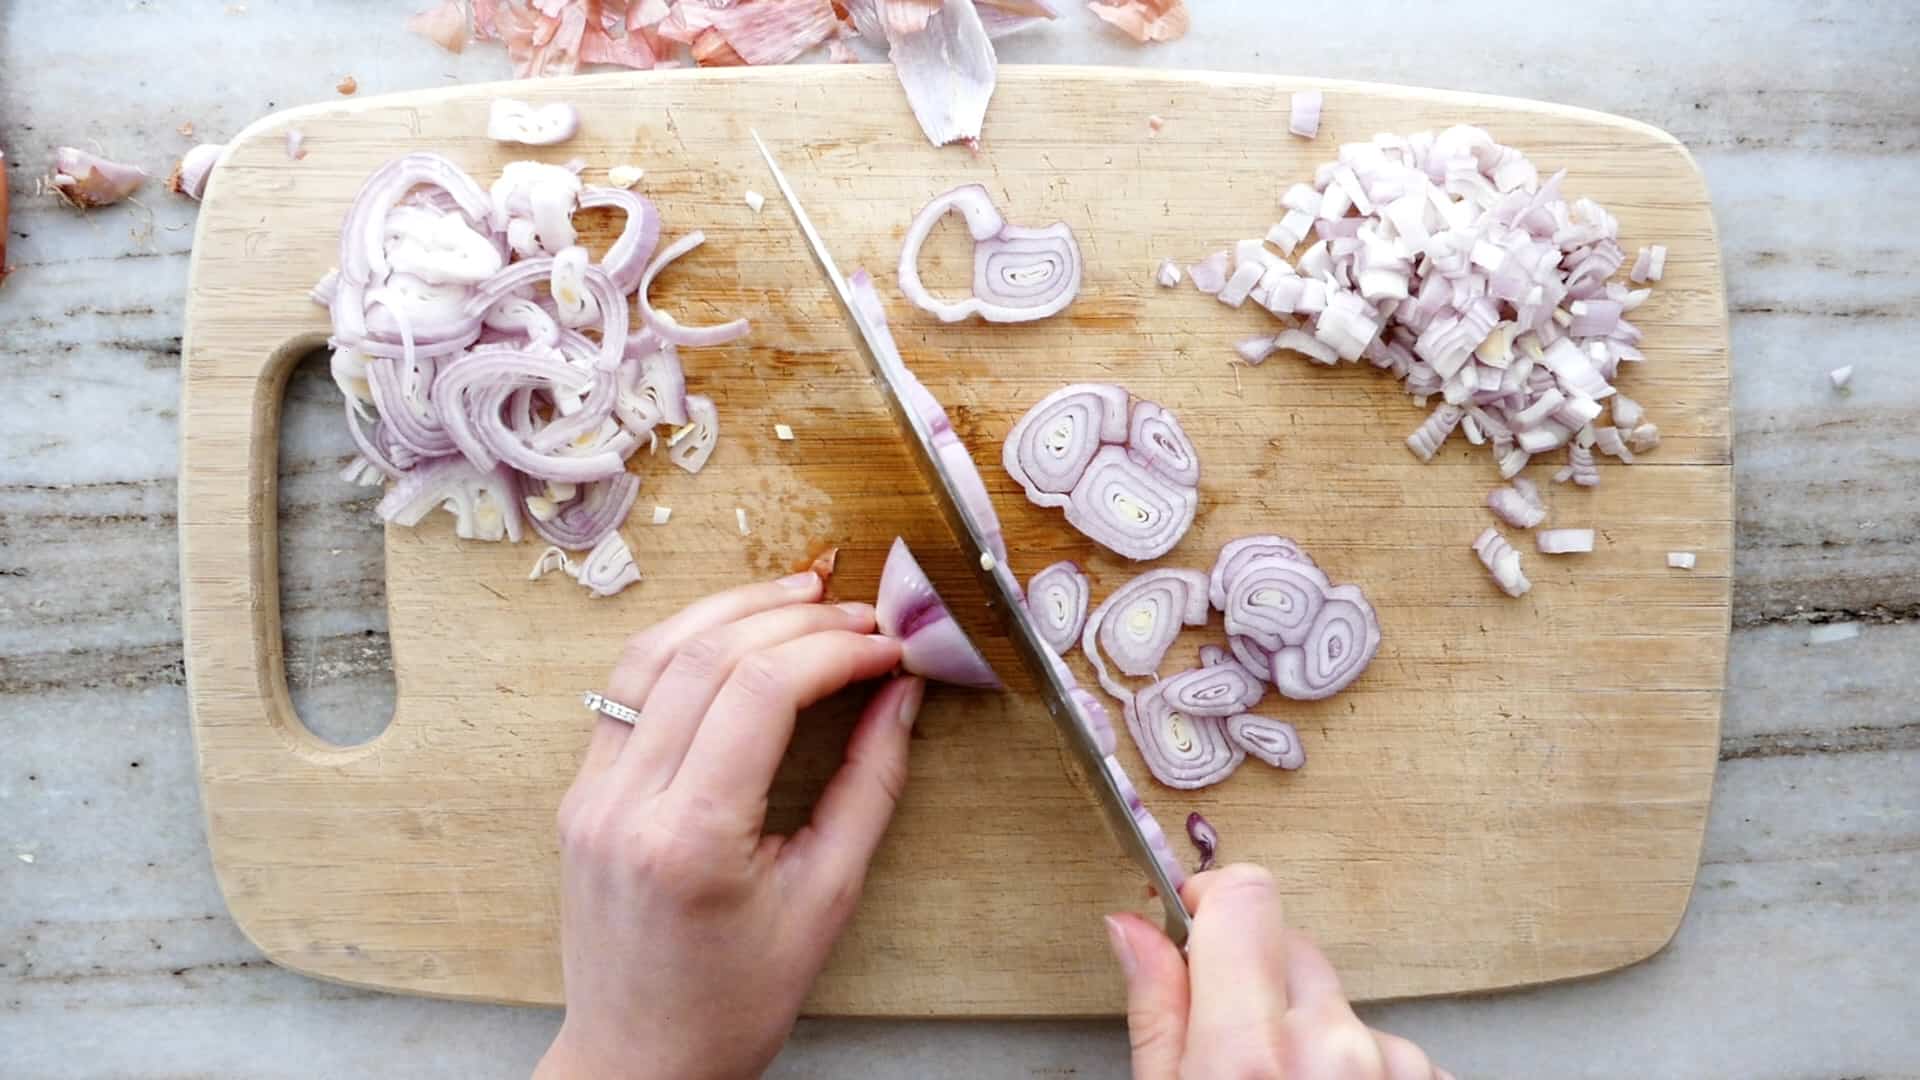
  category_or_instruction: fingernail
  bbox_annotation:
[1103,915,1137,979]
[894,676,925,730]
[835,600,875,619]
[778,571,820,592]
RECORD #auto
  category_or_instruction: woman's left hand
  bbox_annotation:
[536,571,921,1080]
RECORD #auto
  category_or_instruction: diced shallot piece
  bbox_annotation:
[1473,527,1530,598]
[1535,528,1594,554]
[1289,90,1323,139]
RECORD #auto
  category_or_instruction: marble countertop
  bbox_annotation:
[4,2,1917,1077]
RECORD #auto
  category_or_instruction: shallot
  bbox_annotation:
[1126,679,1243,789]
[875,537,1000,689]
[1226,714,1306,770]
[1004,384,1198,560]
[898,184,1081,323]
[1473,527,1530,597]
[1026,561,1091,654]
[167,143,223,201]
[1289,91,1323,139]
[1185,126,1667,493]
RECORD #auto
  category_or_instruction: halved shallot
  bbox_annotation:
[875,537,1000,689]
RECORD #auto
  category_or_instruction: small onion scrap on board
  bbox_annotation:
[1004,383,1201,560]
[319,149,746,599]
[898,184,1082,324]
[1182,125,1667,495]
[874,537,1000,690]
[1185,811,1219,872]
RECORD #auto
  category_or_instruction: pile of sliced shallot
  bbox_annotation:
[1062,537,1377,791]
[320,151,746,598]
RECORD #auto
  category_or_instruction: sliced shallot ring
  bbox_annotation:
[1224,557,1331,652]
[1125,399,1201,487]
[1208,534,1316,611]
[1026,561,1090,654]
[1125,681,1244,790]
[1086,567,1209,679]
[898,183,1082,324]
[1271,583,1380,701]
[1227,714,1306,770]
[1064,446,1197,562]
[1002,382,1130,496]
[1160,662,1265,718]
[638,231,751,347]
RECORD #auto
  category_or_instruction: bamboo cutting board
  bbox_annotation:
[179,66,1730,1015]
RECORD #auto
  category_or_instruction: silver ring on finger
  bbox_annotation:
[582,691,643,726]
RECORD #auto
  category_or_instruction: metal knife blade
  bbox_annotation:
[752,131,1192,945]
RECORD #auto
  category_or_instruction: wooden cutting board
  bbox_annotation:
[179,66,1729,1015]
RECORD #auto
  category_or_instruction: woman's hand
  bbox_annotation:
[1107,864,1452,1080]
[536,571,922,1080]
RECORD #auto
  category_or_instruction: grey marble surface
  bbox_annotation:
[4,1,1918,1077]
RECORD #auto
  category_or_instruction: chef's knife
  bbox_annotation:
[752,131,1192,946]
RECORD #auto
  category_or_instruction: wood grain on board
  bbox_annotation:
[178,66,1730,1015]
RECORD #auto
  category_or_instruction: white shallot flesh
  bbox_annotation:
[1829,365,1853,390]
[1667,551,1696,570]
[486,99,581,145]
[898,184,1081,323]
[577,531,642,597]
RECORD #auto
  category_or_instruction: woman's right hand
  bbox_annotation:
[1106,864,1452,1080]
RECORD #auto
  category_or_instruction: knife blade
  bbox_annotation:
[752,131,1192,946]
